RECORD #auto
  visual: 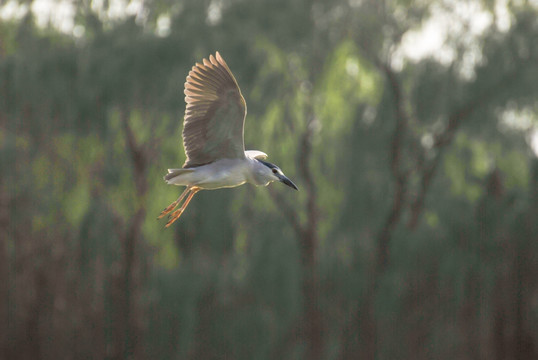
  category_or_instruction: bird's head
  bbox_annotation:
[255,159,298,190]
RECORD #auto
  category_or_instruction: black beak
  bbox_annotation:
[278,174,298,190]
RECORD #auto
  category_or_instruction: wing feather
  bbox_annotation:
[181,52,247,168]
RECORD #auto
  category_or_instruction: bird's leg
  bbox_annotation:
[157,187,191,219]
[165,187,200,228]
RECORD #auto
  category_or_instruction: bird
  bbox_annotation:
[158,52,298,227]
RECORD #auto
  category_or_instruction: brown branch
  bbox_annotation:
[122,110,148,197]
[407,65,525,229]
[109,108,148,360]
[263,52,325,359]
[340,63,411,360]
[266,98,322,359]
[297,119,319,266]
[0,180,9,359]
[296,115,323,360]
[375,64,409,271]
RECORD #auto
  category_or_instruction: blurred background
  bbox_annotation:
[1,0,538,359]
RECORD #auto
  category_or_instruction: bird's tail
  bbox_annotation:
[164,168,193,183]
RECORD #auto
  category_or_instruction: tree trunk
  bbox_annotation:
[0,184,8,359]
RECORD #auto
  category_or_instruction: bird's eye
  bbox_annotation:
[272,169,278,174]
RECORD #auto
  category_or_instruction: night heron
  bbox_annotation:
[158,52,298,227]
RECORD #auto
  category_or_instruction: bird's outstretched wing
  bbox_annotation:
[182,52,247,168]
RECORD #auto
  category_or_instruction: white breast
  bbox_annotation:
[181,159,249,190]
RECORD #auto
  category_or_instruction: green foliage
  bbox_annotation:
[2,0,538,359]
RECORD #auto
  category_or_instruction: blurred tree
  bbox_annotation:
[1,0,538,359]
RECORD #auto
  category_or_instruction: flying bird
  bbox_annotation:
[159,52,298,227]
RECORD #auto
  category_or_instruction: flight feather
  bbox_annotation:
[182,52,247,168]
